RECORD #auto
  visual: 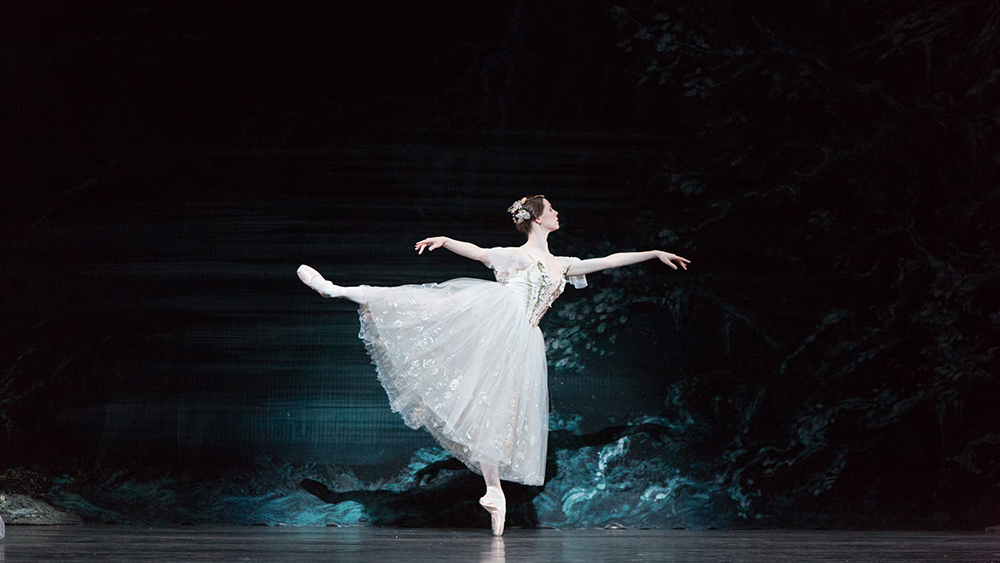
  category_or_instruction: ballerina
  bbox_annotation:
[297,195,689,535]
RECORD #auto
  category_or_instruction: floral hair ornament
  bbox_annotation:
[507,197,531,223]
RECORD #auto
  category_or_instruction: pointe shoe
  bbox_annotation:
[479,487,506,536]
[297,264,341,298]
[297,264,321,285]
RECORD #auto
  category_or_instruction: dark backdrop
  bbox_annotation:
[2,1,998,529]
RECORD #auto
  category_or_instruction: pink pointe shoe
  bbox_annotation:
[479,487,506,536]
[297,264,341,298]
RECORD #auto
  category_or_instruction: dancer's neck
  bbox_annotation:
[523,229,551,255]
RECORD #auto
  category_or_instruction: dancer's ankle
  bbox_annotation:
[312,279,343,298]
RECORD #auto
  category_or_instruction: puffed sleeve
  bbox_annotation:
[559,256,588,289]
[486,247,533,280]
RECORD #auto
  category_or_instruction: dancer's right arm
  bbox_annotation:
[415,236,489,264]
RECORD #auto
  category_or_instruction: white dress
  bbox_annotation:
[358,247,587,485]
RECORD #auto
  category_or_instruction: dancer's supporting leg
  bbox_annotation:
[297,265,365,304]
[479,462,506,536]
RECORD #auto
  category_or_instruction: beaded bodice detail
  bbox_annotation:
[495,260,567,328]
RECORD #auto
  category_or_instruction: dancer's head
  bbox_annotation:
[509,195,558,236]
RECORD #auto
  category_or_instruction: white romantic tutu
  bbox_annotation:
[355,247,585,486]
[360,278,549,485]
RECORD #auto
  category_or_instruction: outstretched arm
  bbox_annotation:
[415,236,490,264]
[566,250,689,276]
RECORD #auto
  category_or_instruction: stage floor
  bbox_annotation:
[1,526,998,562]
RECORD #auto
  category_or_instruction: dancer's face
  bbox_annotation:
[536,199,560,232]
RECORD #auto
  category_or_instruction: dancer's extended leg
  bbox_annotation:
[479,462,506,536]
[297,264,365,304]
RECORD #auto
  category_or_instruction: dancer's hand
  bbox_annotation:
[655,251,690,270]
[415,237,448,254]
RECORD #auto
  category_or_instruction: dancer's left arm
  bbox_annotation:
[566,250,689,276]
[414,236,490,264]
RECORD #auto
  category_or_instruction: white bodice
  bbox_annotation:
[487,247,587,328]
[499,260,566,327]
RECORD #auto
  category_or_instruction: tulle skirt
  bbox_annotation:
[359,278,548,486]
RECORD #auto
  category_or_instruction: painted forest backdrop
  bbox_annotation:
[2,1,999,529]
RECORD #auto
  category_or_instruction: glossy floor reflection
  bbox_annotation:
[1,526,999,562]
